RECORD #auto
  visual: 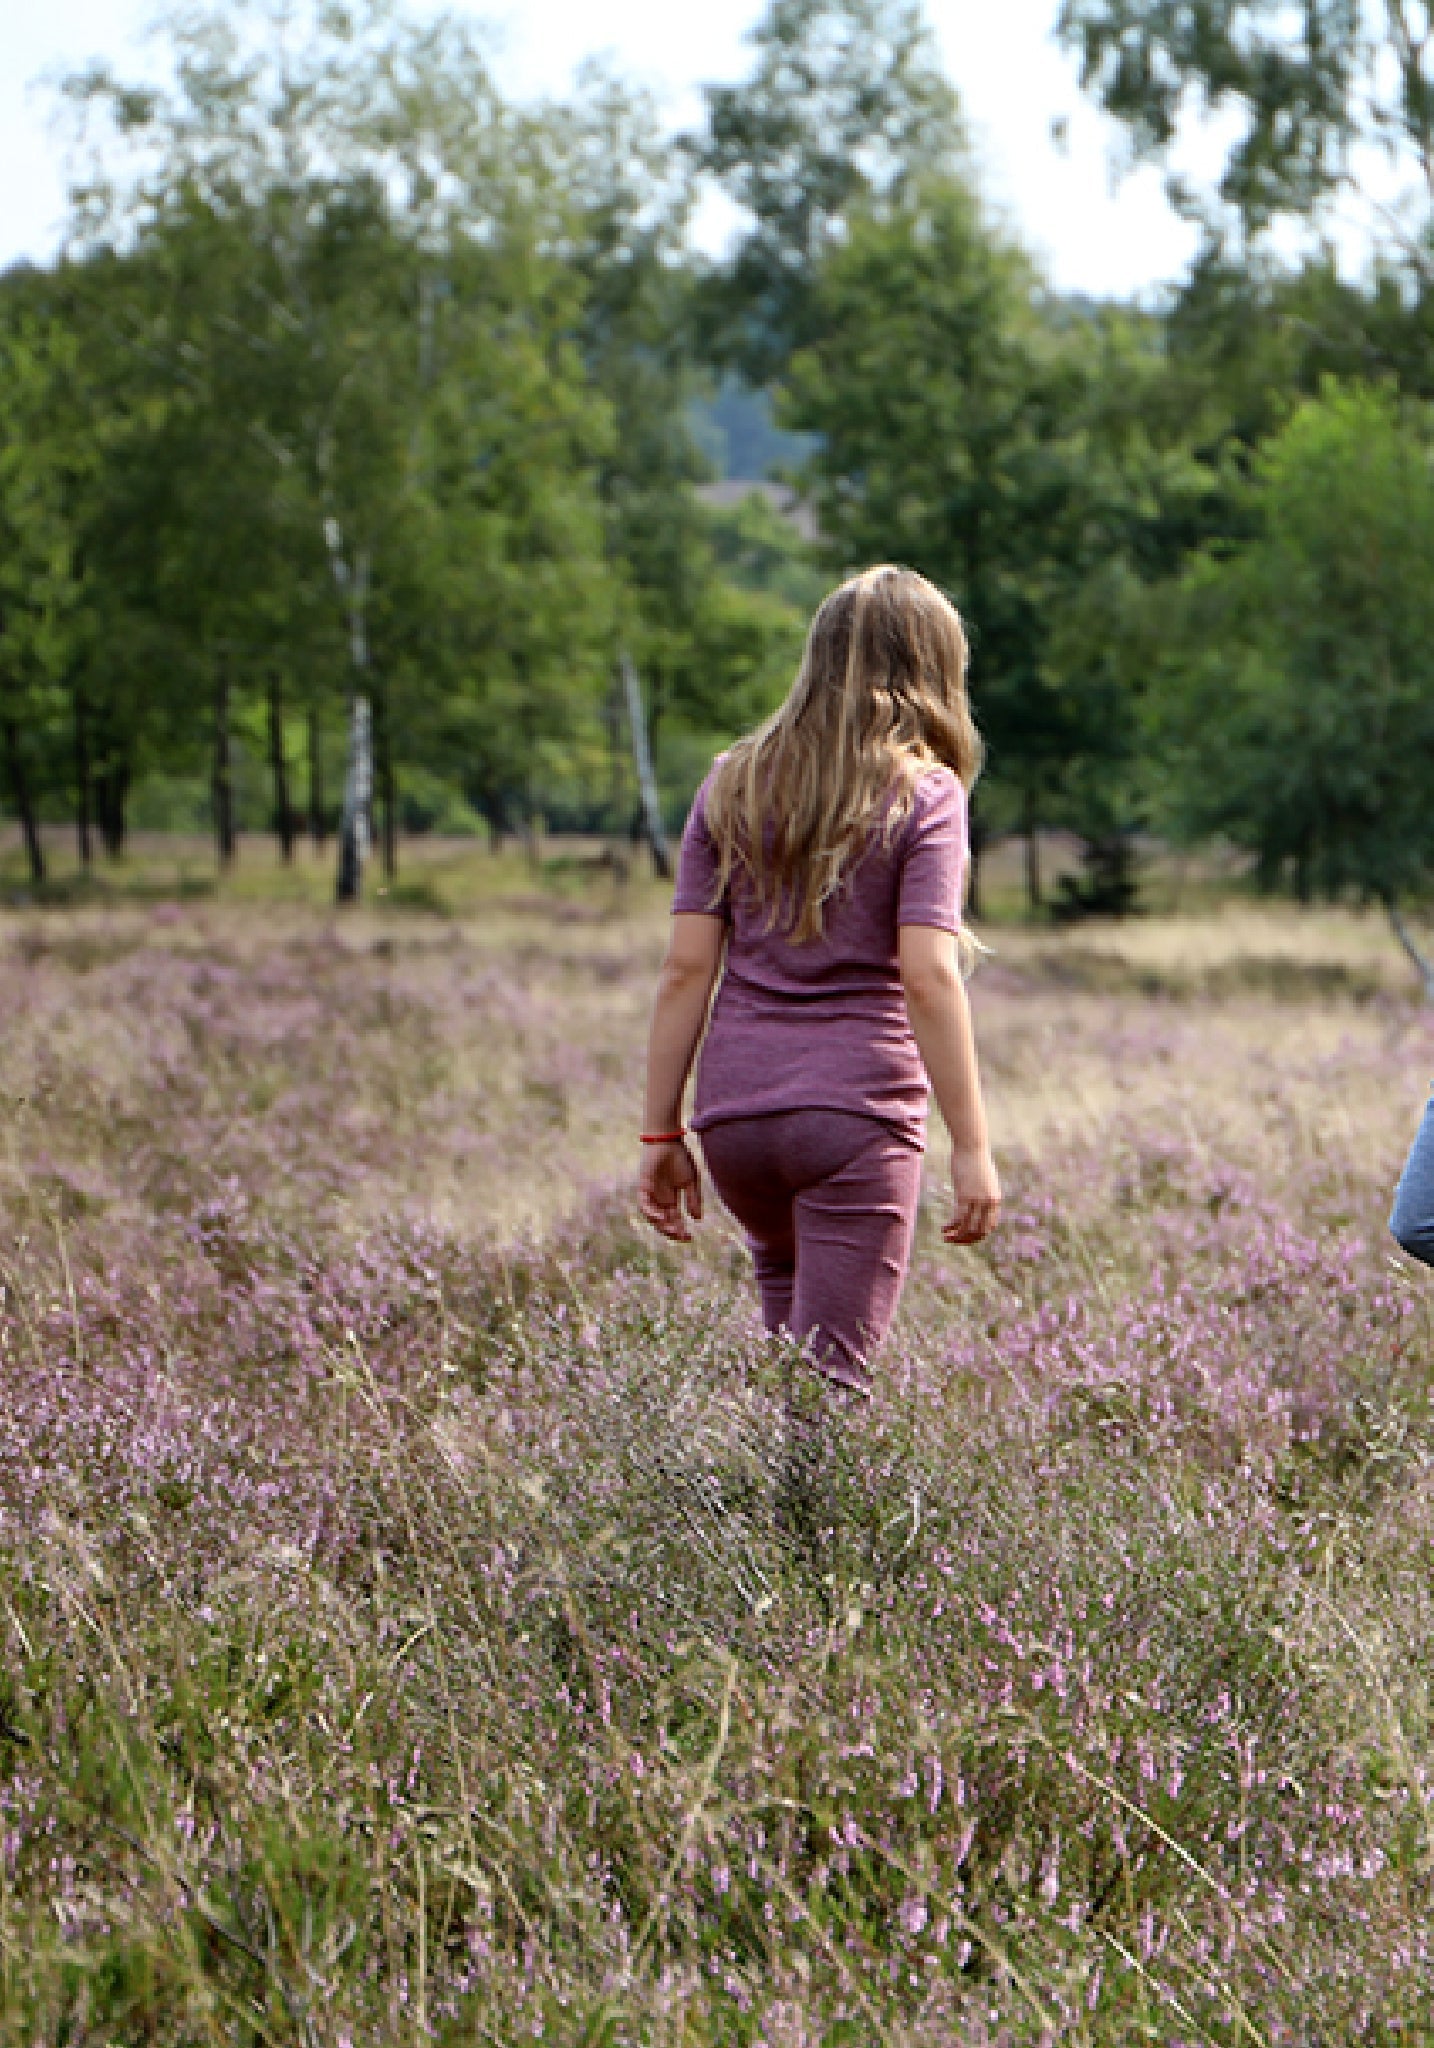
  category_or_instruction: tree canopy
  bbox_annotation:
[1152,383,1434,905]
[5,0,1434,944]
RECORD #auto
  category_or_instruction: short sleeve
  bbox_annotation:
[671,773,730,920]
[896,770,967,932]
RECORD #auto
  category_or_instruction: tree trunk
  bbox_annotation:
[3,717,45,885]
[606,670,625,838]
[324,522,372,904]
[308,706,326,850]
[268,668,295,864]
[620,651,671,879]
[480,792,506,853]
[73,687,93,871]
[966,799,986,922]
[375,684,397,882]
[213,652,236,870]
[1021,785,1042,911]
[523,802,543,872]
[1293,829,1313,905]
[1383,893,1434,1002]
[336,692,373,905]
[96,748,129,859]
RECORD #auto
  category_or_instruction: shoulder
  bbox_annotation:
[903,765,967,839]
[695,750,734,804]
[912,763,962,805]
[683,755,726,830]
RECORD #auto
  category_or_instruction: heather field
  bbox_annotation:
[3,876,1434,2044]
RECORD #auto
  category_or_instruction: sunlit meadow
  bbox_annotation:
[2,854,1434,2043]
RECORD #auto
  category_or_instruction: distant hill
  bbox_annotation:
[690,377,817,481]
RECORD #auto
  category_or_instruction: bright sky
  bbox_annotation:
[1,0,1206,299]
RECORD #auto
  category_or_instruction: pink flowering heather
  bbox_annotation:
[0,896,1431,2042]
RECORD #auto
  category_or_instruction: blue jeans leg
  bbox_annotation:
[1391,1091,1434,1266]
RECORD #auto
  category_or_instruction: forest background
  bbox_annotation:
[7,0,1434,930]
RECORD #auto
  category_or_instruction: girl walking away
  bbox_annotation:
[638,564,1001,1394]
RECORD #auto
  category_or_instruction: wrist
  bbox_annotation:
[640,1127,687,1145]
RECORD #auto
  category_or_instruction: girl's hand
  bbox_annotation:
[944,1144,1001,1245]
[639,1140,704,1242]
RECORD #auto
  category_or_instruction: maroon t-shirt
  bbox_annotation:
[671,765,968,1149]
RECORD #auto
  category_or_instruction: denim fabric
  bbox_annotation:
[1390,1090,1434,1266]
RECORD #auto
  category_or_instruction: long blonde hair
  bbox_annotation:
[703,564,982,942]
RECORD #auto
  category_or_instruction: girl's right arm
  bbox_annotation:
[638,912,726,1242]
[898,924,1002,1245]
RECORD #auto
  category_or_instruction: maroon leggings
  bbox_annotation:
[699,1110,924,1389]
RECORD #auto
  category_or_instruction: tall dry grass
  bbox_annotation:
[0,890,1431,2042]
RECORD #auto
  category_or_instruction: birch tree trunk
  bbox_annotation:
[1385,894,1434,1002]
[620,651,671,879]
[336,693,373,905]
[325,520,373,906]
[3,716,45,885]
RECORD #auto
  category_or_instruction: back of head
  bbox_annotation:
[704,564,981,941]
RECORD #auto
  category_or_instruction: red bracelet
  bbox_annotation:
[640,1129,686,1144]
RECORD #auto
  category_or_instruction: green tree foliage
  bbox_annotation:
[1058,0,1434,254]
[781,178,1206,904]
[0,1,819,883]
[0,272,147,877]
[697,0,965,379]
[692,1,1239,913]
[0,308,83,881]
[547,73,809,798]
[26,0,1434,920]
[49,1,633,889]
[1150,384,1434,916]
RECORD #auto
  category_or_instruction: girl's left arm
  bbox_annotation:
[639,913,726,1241]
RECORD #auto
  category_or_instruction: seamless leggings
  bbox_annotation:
[699,1110,924,1390]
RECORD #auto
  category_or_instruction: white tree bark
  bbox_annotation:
[620,651,671,879]
[337,693,373,905]
[1386,897,1434,1002]
[325,518,373,905]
